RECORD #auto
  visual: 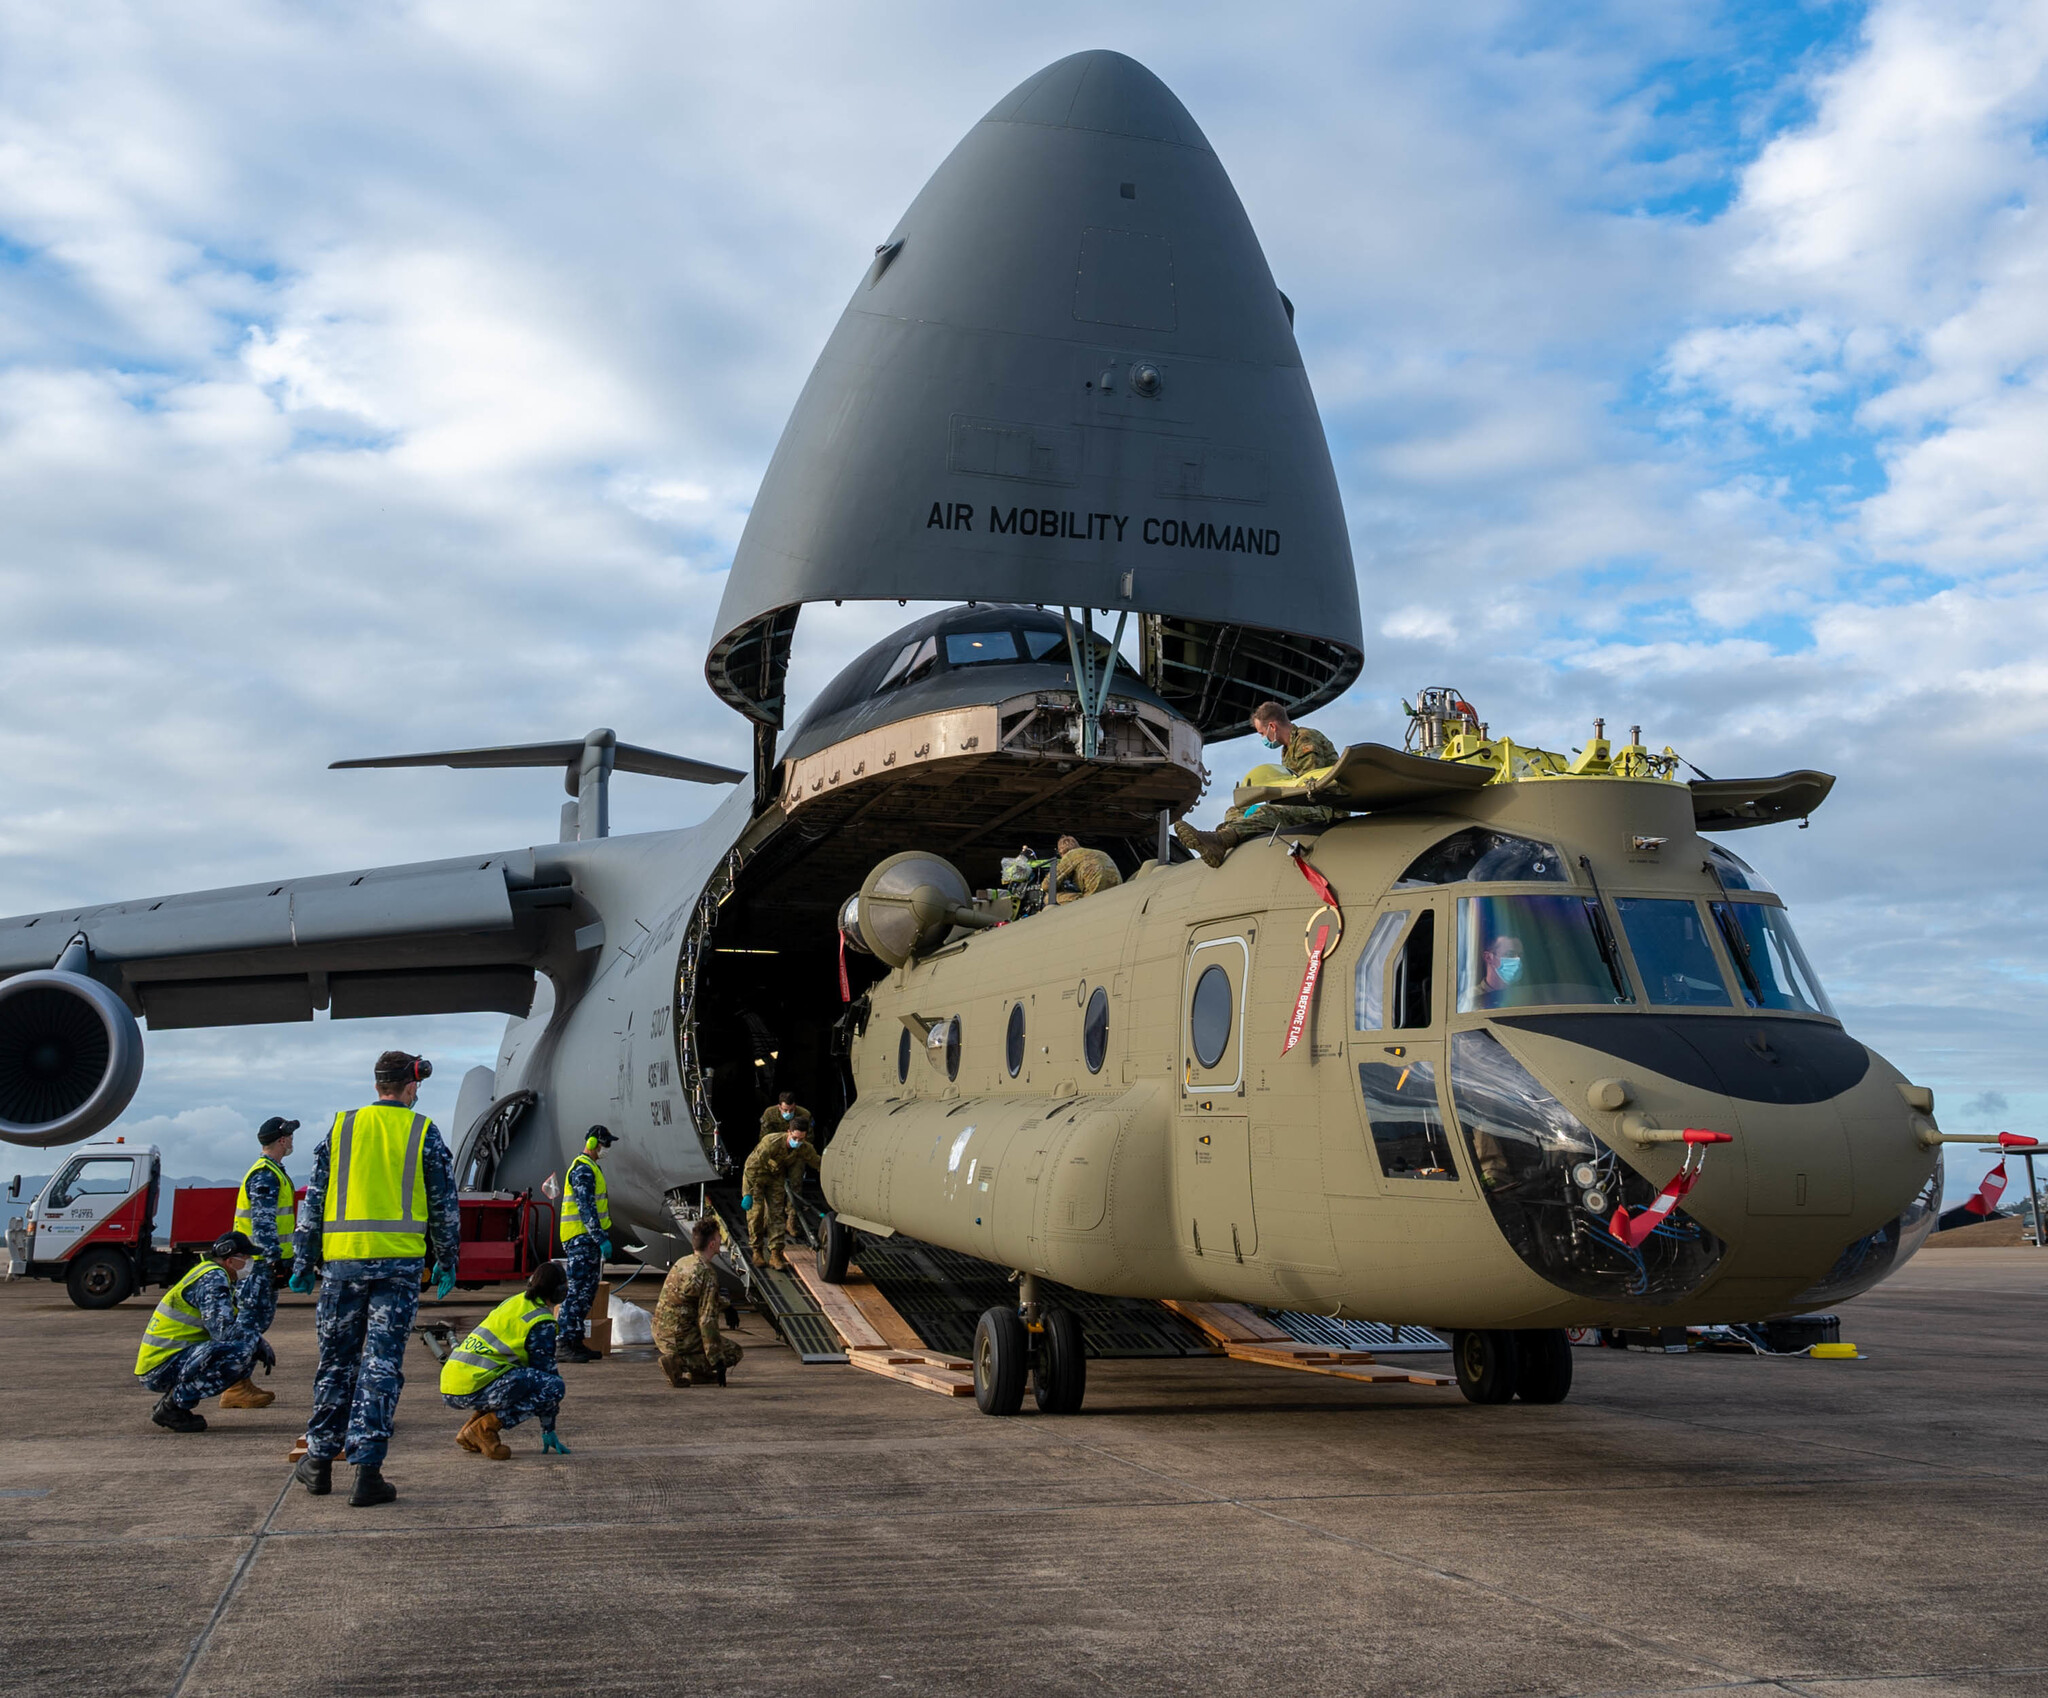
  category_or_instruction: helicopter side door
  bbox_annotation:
[1176,920,1257,1263]
[1345,901,1469,1201]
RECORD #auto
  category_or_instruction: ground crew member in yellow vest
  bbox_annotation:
[288,1050,460,1508]
[653,1216,743,1386]
[1175,700,1341,867]
[134,1232,274,1432]
[442,1259,571,1457]
[741,1095,821,1271]
[557,1125,616,1363]
[1045,834,1122,905]
[229,1115,299,1357]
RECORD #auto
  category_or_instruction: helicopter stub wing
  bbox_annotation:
[1689,771,1835,832]
[1232,742,1494,811]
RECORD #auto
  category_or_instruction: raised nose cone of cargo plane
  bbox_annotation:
[707,49,1362,744]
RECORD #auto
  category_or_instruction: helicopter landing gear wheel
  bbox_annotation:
[1452,1329,1522,1405]
[973,1306,1028,1416]
[820,1213,854,1285]
[1514,1328,1574,1403]
[1032,1307,1087,1414]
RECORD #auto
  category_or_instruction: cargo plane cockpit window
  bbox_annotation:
[1615,898,1731,1007]
[875,635,939,694]
[1457,894,1632,1011]
[944,631,1022,666]
[1397,827,1566,887]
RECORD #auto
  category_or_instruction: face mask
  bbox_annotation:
[1262,735,1283,750]
[787,1133,802,1148]
[781,1108,793,1120]
[1497,957,1523,984]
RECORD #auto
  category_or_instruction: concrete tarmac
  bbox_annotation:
[3,1250,2044,1698]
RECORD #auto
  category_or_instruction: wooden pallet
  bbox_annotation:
[1162,1299,1455,1388]
[784,1247,977,1398]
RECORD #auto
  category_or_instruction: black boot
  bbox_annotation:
[715,1364,727,1387]
[295,1455,332,1496]
[560,1341,601,1363]
[151,1396,207,1433]
[348,1463,397,1507]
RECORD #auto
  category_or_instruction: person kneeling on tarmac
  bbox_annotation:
[653,1216,743,1387]
[440,1259,572,1457]
[134,1232,277,1432]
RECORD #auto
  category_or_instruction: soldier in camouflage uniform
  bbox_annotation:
[1046,835,1122,905]
[654,1217,743,1385]
[742,1093,821,1271]
[289,1050,461,1508]
[441,1259,570,1455]
[1175,700,1342,868]
[134,1232,275,1431]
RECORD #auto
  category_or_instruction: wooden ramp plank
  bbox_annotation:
[783,1247,978,1398]
[1163,1299,1455,1389]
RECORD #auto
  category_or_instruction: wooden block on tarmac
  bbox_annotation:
[846,1345,977,1398]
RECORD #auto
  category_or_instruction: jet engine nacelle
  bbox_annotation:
[0,968,145,1148]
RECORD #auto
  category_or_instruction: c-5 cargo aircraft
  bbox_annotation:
[0,53,1943,1401]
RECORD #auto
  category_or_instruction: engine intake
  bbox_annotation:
[0,969,145,1148]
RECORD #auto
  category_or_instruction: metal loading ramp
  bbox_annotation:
[698,1184,847,1363]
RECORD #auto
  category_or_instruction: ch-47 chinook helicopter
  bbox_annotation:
[821,688,1944,1411]
[0,47,1942,1391]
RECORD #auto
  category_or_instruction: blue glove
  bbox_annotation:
[601,1236,613,1260]
[434,1265,457,1300]
[740,1194,752,1211]
[541,1428,571,1455]
[288,1265,316,1294]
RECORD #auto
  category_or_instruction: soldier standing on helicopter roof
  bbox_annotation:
[1175,701,1340,868]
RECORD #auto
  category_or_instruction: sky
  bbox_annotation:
[2,0,2045,1202]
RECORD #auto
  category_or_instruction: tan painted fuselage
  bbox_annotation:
[823,776,1937,1329]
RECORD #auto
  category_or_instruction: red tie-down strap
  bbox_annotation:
[1607,1131,1732,1249]
[1281,845,1341,1056]
[838,930,851,1004]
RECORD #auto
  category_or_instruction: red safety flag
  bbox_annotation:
[1606,1131,1731,1249]
[1283,922,1330,1055]
[1287,841,1338,908]
[1966,1158,2008,1217]
[838,930,851,1004]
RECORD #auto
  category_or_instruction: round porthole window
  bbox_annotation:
[1006,1003,1026,1078]
[945,1015,961,1082]
[897,1026,911,1084]
[1084,985,1109,1074]
[1190,965,1232,1070]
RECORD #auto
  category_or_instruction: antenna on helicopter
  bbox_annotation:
[332,728,744,841]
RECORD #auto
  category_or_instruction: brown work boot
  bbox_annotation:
[219,1378,275,1410]
[463,1413,510,1460]
[659,1355,691,1388]
[767,1248,791,1272]
[1173,821,1228,869]
[455,1412,494,1454]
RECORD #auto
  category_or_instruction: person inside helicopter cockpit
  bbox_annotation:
[1481,934,1525,1003]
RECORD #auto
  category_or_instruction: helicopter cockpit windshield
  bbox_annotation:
[1457,894,1632,1011]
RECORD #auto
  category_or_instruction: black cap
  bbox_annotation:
[585,1125,617,1148]
[211,1231,258,1260]
[258,1117,300,1146]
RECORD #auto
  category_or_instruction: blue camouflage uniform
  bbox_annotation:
[138,1263,265,1409]
[558,1158,605,1349]
[239,1162,288,1334]
[293,1117,460,1469]
[442,1313,565,1432]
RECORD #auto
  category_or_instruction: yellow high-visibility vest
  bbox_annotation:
[320,1104,431,1261]
[439,1291,554,1395]
[559,1153,609,1242]
[233,1155,296,1260]
[133,1260,225,1377]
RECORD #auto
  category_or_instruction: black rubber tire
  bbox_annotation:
[1452,1328,1522,1405]
[1514,1328,1574,1403]
[973,1306,1028,1416]
[67,1248,134,1310]
[1032,1307,1087,1414]
[820,1212,854,1285]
